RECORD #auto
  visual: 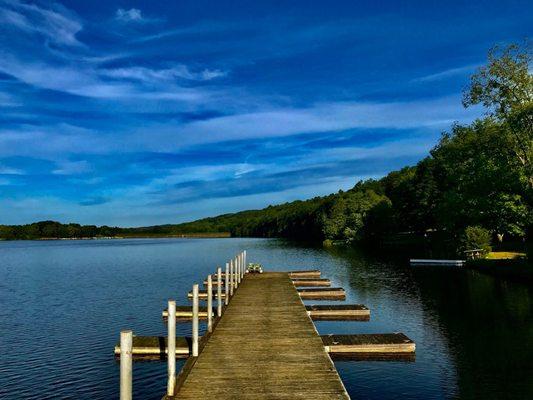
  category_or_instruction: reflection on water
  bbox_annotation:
[0,239,531,399]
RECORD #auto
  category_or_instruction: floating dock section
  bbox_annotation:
[410,259,465,267]
[298,287,346,300]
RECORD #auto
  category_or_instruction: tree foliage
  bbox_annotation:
[462,226,492,255]
[463,43,533,189]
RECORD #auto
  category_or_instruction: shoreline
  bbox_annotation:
[0,233,232,241]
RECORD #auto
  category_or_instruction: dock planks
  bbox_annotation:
[288,269,321,278]
[306,304,369,320]
[166,272,349,399]
[298,287,346,300]
[292,278,331,287]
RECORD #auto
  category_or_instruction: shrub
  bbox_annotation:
[462,226,492,256]
[322,239,333,247]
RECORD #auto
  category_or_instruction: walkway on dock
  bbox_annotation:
[169,272,350,399]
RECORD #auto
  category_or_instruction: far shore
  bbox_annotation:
[0,232,232,241]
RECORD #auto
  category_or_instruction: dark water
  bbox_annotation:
[1,238,531,399]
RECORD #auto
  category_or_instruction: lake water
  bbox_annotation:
[1,238,531,399]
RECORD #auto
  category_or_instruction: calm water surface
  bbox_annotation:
[1,238,531,399]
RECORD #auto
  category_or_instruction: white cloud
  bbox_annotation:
[0,0,82,46]
[0,164,24,175]
[0,55,210,101]
[52,160,92,175]
[412,64,480,83]
[115,8,143,22]
[0,95,480,160]
[101,65,226,83]
[166,95,478,146]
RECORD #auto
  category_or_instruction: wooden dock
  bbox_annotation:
[116,251,415,400]
[167,272,350,399]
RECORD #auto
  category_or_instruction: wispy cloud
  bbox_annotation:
[115,8,142,22]
[412,64,480,83]
[101,65,226,82]
[0,55,212,100]
[0,0,82,46]
[52,160,92,175]
[0,164,24,175]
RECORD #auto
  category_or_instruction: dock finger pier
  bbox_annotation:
[115,251,415,399]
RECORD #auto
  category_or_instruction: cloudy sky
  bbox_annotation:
[0,0,531,226]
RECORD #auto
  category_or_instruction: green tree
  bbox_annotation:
[462,226,492,255]
[463,43,532,119]
[431,119,527,239]
[463,43,533,189]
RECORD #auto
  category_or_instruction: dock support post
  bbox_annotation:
[240,252,244,279]
[225,262,229,305]
[229,260,234,296]
[167,300,176,396]
[217,267,222,317]
[244,250,247,275]
[207,275,213,332]
[120,330,133,400]
[192,284,199,357]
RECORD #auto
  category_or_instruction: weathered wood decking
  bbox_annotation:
[161,304,369,321]
[166,272,350,399]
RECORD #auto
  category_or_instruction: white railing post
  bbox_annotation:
[244,250,247,275]
[120,330,133,400]
[225,262,229,305]
[192,284,199,357]
[238,254,242,283]
[229,259,234,296]
[207,275,213,332]
[235,257,239,287]
[234,257,237,287]
[217,267,222,317]
[240,253,244,279]
[167,300,176,396]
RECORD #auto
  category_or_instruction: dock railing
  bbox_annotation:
[119,251,247,399]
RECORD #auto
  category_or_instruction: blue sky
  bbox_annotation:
[0,0,531,226]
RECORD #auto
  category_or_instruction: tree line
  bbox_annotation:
[1,44,531,257]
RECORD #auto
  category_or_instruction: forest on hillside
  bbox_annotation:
[1,44,531,257]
